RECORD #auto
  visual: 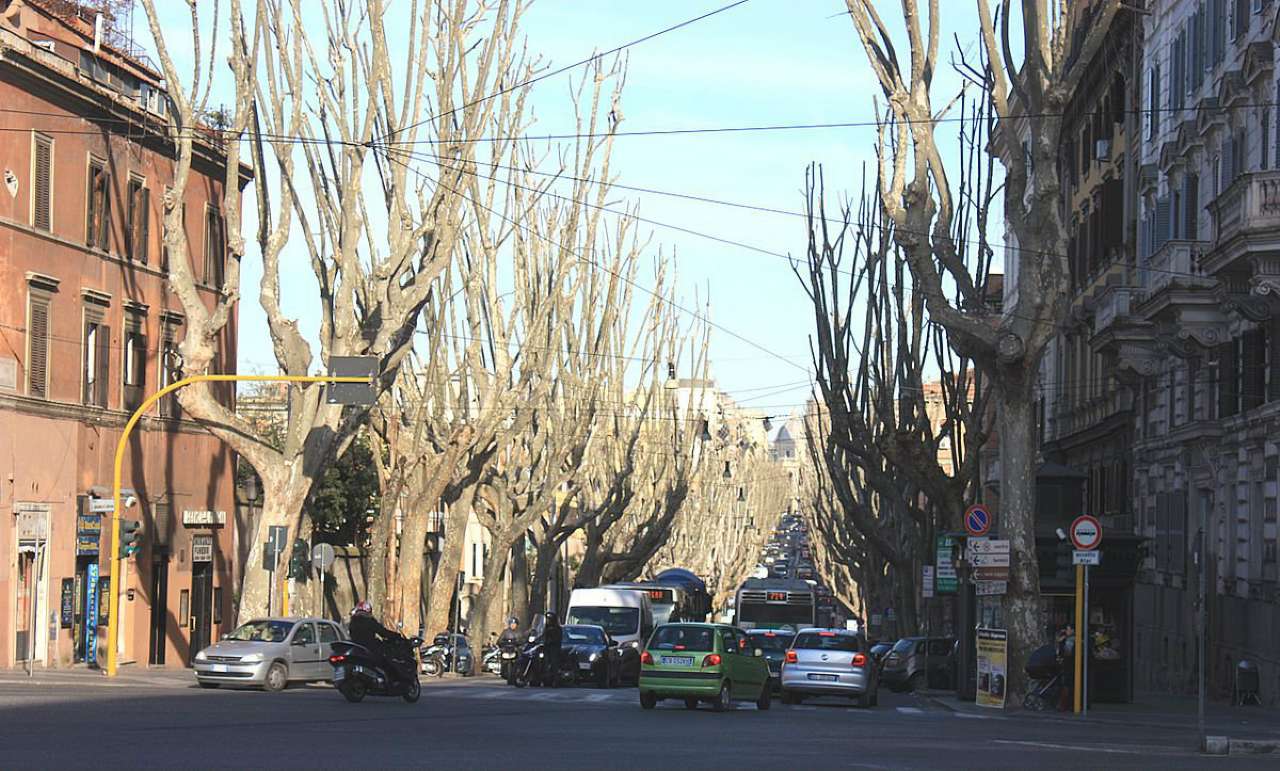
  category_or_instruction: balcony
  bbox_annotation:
[1206,169,1280,275]
[1052,390,1133,441]
[1139,239,1207,299]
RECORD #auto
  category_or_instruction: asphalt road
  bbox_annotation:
[0,672,1268,769]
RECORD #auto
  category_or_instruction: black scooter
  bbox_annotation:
[510,634,574,688]
[329,635,423,703]
[498,637,521,681]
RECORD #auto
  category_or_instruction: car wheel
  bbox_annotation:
[597,667,611,689]
[684,696,699,710]
[908,671,926,692]
[756,682,772,711]
[339,679,367,703]
[853,691,869,708]
[197,681,219,690]
[263,662,288,693]
[402,678,421,703]
[639,691,657,709]
[712,681,732,712]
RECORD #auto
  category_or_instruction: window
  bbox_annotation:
[1148,65,1160,139]
[292,622,316,646]
[1242,327,1267,411]
[86,158,110,251]
[159,316,183,419]
[204,207,226,287]
[126,177,149,263]
[122,310,146,412]
[213,587,223,626]
[32,133,52,231]
[26,291,50,398]
[82,306,109,407]
[179,589,190,628]
[319,623,341,644]
[1234,0,1250,40]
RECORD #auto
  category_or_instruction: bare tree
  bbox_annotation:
[839,0,1109,697]
[140,0,540,621]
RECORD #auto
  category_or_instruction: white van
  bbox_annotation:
[566,587,655,650]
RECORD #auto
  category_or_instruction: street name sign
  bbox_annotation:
[1072,550,1100,566]
[89,498,115,513]
[1070,515,1102,551]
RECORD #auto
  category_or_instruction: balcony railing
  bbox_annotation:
[1140,239,1205,298]
[1093,285,1138,337]
[1213,169,1280,248]
[1051,390,1132,439]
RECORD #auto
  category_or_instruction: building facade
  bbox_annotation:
[1038,0,1280,704]
[0,1,242,670]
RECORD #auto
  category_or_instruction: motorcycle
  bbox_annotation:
[421,633,473,677]
[329,635,423,704]
[510,634,574,688]
[497,637,521,680]
[482,646,502,676]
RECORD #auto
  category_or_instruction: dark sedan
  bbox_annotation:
[746,628,795,691]
[561,624,623,688]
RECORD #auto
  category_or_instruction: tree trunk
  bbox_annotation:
[422,500,470,637]
[237,479,309,624]
[365,500,394,618]
[528,537,561,619]
[999,388,1042,705]
[466,550,509,650]
[508,536,530,627]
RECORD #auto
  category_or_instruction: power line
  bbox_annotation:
[374,0,753,143]
[379,150,810,377]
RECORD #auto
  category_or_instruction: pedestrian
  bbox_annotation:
[542,611,563,687]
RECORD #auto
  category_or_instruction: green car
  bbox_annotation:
[638,623,771,711]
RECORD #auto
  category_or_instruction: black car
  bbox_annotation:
[560,624,623,688]
[746,629,796,691]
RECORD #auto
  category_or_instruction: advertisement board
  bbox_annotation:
[975,627,1007,708]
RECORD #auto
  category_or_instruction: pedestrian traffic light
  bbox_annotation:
[119,519,143,559]
[287,539,310,581]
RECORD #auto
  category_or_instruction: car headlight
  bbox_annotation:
[625,640,640,650]
[195,650,208,662]
[589,652,599,662]
[239,653,264,664]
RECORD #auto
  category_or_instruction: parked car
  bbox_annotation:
[194,617,345,691]
[745,628,795,691]
[779,628,878,707]
[880,636,956,692]
[638,623,771,711]
[869,641,893,669]
[561,624,624,687]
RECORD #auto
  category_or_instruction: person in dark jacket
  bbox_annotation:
[349,601,408,684]
[499,617,522,647]
[542,612,563,687]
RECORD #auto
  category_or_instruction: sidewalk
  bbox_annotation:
[919,688,1280,754]
[0,664,195,689]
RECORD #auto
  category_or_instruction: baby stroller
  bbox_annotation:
[1022,643,1062,711]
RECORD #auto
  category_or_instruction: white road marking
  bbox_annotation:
[896,706,924,715]
[585,693,613,702]
[954,712,990,719]
[993,739,1188,756]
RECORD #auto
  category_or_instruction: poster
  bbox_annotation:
[975,628,1007,708]
[60,578,74,628]
[85,563,99,666]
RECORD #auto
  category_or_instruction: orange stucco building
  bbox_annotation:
[0,0,246,670]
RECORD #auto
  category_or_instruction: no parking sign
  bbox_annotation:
[964,504,992,537]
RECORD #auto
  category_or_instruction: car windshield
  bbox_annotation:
[566,606,639,637]
[563,626,606,645]
[227,620,294,643]
[648,625,714,651]
[891,638,917,653]
[748,632,795,651]
[794,632,861,652]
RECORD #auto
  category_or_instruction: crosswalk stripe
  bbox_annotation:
[896,706,924,715]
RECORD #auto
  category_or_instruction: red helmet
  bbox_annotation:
[351,600,373,617]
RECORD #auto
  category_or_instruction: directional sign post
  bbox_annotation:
[1069,515,1102,716]
[326,356,378,406]
[311,543,336,617]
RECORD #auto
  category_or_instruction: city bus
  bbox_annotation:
[734,578,817,630]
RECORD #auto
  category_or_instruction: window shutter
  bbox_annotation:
[1155,196,1172,250]
[1219,340,1239,417]
[1214,0,1227,63]
[1269,316,1280,401]
[96,321,109,407]
[1220,137,1235,191]
[1184,174,1199,239]
[27,296,49,398]
[33,135,51,232]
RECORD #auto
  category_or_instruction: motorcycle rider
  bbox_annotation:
[349,601,408,685]
[542,611,563,688]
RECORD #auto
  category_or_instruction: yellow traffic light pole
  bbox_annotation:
[105,373,370,677]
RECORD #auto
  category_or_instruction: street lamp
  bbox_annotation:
[665,362,678,390]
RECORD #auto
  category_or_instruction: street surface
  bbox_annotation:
[0,670,1272,769]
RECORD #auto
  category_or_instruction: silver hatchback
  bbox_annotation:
[193,617,346,691]
[779,628,878,707]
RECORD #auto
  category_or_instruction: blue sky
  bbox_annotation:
[141,0,982,420]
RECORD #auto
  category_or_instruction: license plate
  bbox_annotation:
[333,668,345,682]
[502,653,516,659]
[808,673,838,682]
[211,664,228,673]
[661,656,694,667]
[579,662,592,670]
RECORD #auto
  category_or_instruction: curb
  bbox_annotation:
[1230,738,1280,755]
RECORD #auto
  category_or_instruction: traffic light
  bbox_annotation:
[119,519,143,559]
[287,539,310,581]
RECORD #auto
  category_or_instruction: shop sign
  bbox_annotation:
[77,514,102,556]
[183,510,226,527]
[975,627,1008,708]
[85,563,99,666]
[60,578,75,628]
[192,535,214,562]
[16,506,50,540]
[935,535,958,593]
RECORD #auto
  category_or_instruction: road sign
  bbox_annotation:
[968,538,1010,553]
[971,538,1010,581]
[935,535,958,593]
[326,356,378,406]
[89,497,115,513]
[1070,515,1102,551]
[1072,550,1100,566]
[964,504,992,537]
[975,581,1007,596]
[312,543,336,570]
[922,566,935,599]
